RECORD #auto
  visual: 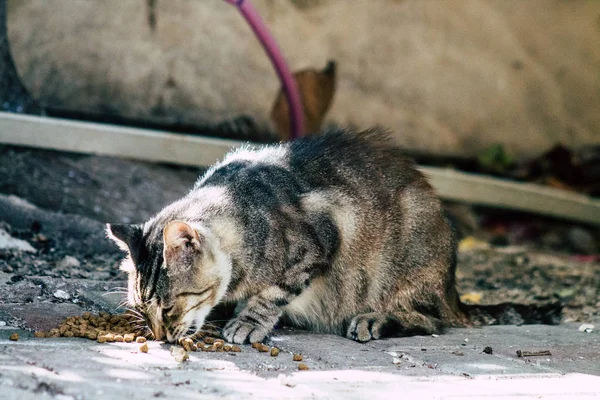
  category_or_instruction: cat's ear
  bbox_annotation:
[106,223,142,252]
[163,220,203,250]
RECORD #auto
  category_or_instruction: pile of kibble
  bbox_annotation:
[27,311,309,370]
[32,312,145,341]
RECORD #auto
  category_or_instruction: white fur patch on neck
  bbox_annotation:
[197,143,290,185]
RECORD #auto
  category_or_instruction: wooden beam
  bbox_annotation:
[0,111,241,166]
[1,111,599,225]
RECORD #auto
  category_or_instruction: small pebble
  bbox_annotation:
[483,346,493,355]
[53,290,70,300]
[578,324,594,333]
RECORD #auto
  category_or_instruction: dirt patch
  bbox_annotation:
[457,248,600,322]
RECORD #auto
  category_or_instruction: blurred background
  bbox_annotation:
[5,0,600,155]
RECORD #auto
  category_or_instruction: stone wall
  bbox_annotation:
[7,0,600,157]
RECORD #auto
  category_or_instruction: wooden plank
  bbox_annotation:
[0,111,240,166]
[421,167,600,225]
[1,111,599,225]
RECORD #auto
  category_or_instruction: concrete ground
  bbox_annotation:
[1,319,599,399]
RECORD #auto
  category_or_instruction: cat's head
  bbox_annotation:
[106,220,231,342]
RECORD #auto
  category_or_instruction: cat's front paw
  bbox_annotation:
[222,318,271,344]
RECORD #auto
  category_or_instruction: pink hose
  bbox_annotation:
[224,0,304,139]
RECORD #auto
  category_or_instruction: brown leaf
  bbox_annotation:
[271,60,337,140]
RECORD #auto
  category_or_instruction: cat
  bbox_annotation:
[107,128,471,344]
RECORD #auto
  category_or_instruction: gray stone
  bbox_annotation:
[57,256,80,269]
[0,228,34,252]
[52,289,70,300]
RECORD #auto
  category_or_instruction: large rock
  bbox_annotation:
[7,0,600,157]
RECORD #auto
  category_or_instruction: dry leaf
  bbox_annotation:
[460,292,483,304]
[458,236,490,252]
[271,60,337,140]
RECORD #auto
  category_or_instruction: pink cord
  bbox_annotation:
[224,0,304,139]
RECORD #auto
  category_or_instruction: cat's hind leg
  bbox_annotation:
[346,311,443,342]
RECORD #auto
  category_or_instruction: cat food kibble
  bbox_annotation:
[9,333,19,341]
[270,347,280,357]
[124,333,135,343]
[181,338,195,352]
[223,344,232,352]
[203,337,216,344]
[33,331,45,338]
[139,342,149,353]
[297,363,309,371]
[258,344,270,353]
[136,336,147,343]
[293,353,303,361]
[230,345,242,352]
[114,334,124,342]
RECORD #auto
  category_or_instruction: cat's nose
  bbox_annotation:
[152,325,165,341]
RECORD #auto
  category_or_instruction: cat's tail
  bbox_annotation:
[462,301,562,326]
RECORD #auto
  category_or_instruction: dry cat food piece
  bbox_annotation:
[85,331,98,340]
[270,347,280,357]
[223,344,232,352]
[257,344,270,353]
[181,338,196,352]
[251,342,261,350]
[114,335,124,343]
[292,354,303,362]
[47,329,60,338]
[104,333,115,342]
[203,337,216,345]
[230,345,242,353]
[33,331,45,338]
[203,344,216,353]
[124,333,135,343]
[9,333,19,341]
[136,336,147,343]
[139,343,149,353]
[297,363,309,371]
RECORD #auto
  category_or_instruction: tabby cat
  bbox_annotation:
[107,129,469,344]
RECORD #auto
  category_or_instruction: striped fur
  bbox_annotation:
[107,128,468,344]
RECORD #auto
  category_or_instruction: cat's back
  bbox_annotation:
[198,129,422,195]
